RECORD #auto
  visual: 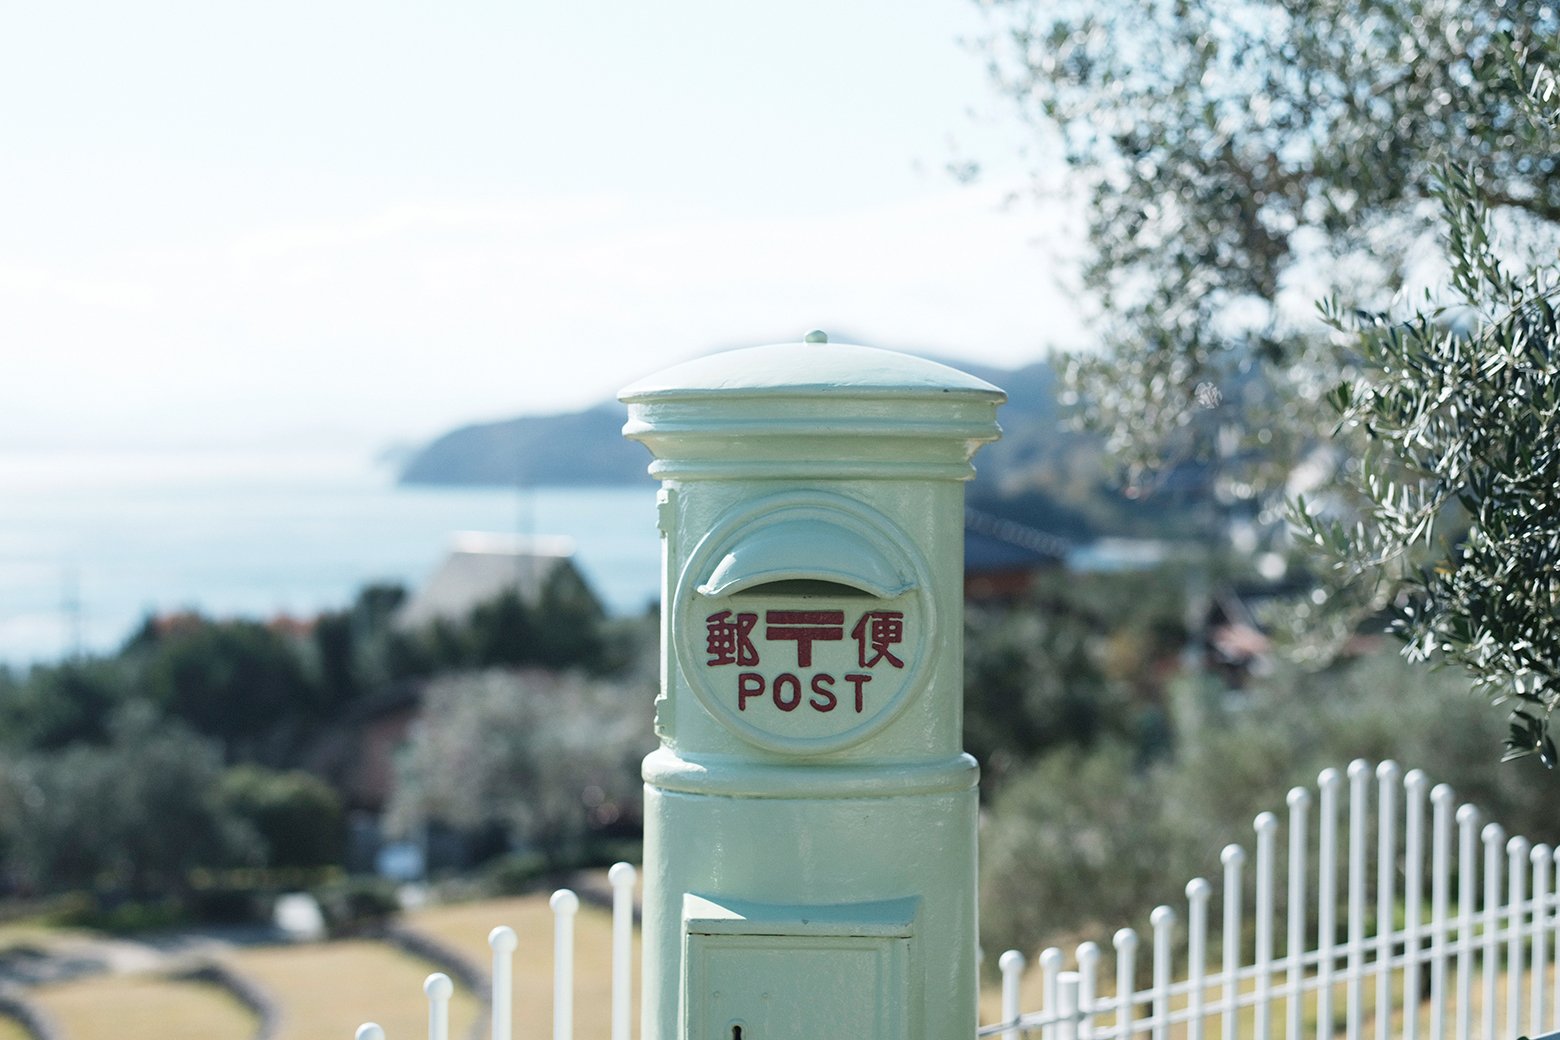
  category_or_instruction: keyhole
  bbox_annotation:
[731,1028,743,1040]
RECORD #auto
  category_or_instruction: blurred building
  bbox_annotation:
[392,531,582,630]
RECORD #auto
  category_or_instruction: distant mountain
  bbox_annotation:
[394,358,1206,540]
[397,403,646,486]
[396,359,1054,489]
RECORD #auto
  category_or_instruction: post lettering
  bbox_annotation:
[852,610,906,668]
[764,610,845,667]
[737,673,765,711]
[809,673,837,712]
[707,611,760,666]
[773,673,802,712]
[844,673,871,713]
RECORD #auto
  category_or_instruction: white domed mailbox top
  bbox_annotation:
[620,339,1005,482]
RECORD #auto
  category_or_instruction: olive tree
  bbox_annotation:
[978,0,1559,755]
[1297,51,1560,760]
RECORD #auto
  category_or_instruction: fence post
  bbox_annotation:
[1553,847,1560,1034]
[1151,906,1174,1040]
[1255,812,1277,1040]
[1113,929,1138,1040]
[425,974,453,1040]
[1346,760,1369,1040]
[1286,787,1311,1040]
[1187,879,1210,1040]
[608,862,636,1040]
[1041,947,1063,1040]
[1316,768,1341,1040]
[999,950,1025,1040]
[551,889,579,1040]
[1511,836,1532,1038]
[1221,844,1245,1040]
[1056,972,1080,1040]
[489,926,516,1040]
[1376,761,1401,1040]
[1404,769,1428,1040]
[1455,805,1478,1040]
[1076,942,1100,1040]
[1482,823,1504,1040]
[1531,844,1551,1032]
[1430,783,1454,1040]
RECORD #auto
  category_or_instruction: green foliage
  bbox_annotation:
[979,649,1560,959]
[530,565,608,668]
[310,876,401,937]
[0,657,131,750]
[981,742,1172,956]
[1296,47,1560,761]
[963,568,1183,789]
[52,895,188,934]
[127,616,324,764]
[0,704,258,896]
[390,569,613,677]
[982,0,1560,755]
[219,766,345,870]
[482,852,551,895]
[386,669,651,866]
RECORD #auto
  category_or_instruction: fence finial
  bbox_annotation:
[489,925,516,1040]
[607,863,637,1040]
[998,949,1026,1040]
[424,973,453,1040]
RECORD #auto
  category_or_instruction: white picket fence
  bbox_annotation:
[357,760,1560,1040]
[984,760,1560,1040]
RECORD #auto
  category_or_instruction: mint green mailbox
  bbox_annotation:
[620,334,1004,1040]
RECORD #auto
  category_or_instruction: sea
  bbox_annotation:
[0,448,663,669]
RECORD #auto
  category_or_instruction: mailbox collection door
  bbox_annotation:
[686,934,909,1040]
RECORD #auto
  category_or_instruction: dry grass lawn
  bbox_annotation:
[226,939,480,1040]
[407,891,638,1040]
[31,974,256,1040]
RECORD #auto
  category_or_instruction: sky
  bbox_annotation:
[1,1,1085,454]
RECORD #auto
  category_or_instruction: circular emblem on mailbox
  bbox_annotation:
[673,491,935,756]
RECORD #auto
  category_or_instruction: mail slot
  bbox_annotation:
[676,492,932,755]
[620,334,1004,1040]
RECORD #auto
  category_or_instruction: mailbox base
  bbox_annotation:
[640,773,977,1040]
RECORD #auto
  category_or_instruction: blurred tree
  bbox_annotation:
[980,0,1559,753]
[980,741,1172,958]
[529,565,607,669]
[1,704,256,896]
[979,649,1560,959]
[980,0,1557,492]
[390,567,611,676]
[129,616,322,764]
[964,568,1179,789]
[469,589,535,668]
[0,657,130,750]
[387,669,650,866]
[219,765,344,869]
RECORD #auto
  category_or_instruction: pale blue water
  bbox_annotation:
[0,449,662,667]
